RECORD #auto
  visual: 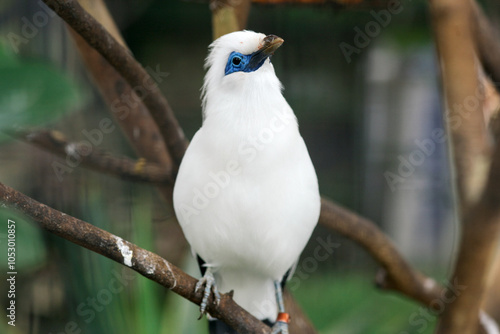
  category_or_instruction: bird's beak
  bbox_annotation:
[259,35,284,56]
[248,35,284,69]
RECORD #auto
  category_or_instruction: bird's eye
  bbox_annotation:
[232,56,242,66]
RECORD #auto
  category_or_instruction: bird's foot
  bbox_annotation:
[195,268,221,318]
[271,321,289,334]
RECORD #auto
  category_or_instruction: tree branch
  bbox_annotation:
[319,198,443,306]
[70,0,174,175]
[0,181,271,334]
[438,129,500,334]
[429,0,500,333]
[470,1,500,142]
[472,1,500,89]
[16,129,173,184]
[211,0,252,40]
[319,199,497,334]
[68,0,186,268]
[42,0,188,169]
[430,0,491,213]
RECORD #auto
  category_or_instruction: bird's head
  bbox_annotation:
[201,31,284,116]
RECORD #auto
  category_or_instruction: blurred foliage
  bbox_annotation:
[0,209,46,334]
[0,209,46,272]
[294,274,437,334]
[0,43,81,140]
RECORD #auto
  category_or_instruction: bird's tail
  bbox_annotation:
[206,271,277,334]
[204,267,278,333]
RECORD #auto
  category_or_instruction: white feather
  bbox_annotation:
[173,31,320,321]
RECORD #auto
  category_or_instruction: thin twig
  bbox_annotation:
[42,0,188,169]
[0,181,271,334]
[16,129,173,184]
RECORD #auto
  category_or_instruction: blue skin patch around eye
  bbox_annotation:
[224,51,269,76]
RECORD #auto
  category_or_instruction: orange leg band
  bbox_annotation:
[276,312,290,323]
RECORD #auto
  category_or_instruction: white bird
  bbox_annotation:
[173,30,320,334]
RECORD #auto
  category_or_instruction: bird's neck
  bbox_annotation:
[203,94,296,137]
[202,71,295,130]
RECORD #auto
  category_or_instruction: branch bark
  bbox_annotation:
[68,0,189,272]
[0,181,272,334]
[429,0,500,333]
[16,129,173,184]
[430,0,491,213]
[472,1,500,89]
[319,198,443,306]
[211,0,252,40]
[42,0,188,169]
[71,0,174,176]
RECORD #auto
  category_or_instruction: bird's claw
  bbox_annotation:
[195,269,221,319]
[271,321,289,334]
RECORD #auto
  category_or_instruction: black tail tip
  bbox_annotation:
[209,319,238,334]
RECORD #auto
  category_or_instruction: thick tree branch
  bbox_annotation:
[319,198,443,306]
[0,181,271,334]
[439,125,500,333]
[16,129,173,184]
[430,0,491,212]
[471,2,500,140]
[71,0,173,176]
[69,0,186,268]
[211,0,252,40]
[320,199,496,334]
[42,0,188,169]
[430,0,500,333]
[472,1,500,89]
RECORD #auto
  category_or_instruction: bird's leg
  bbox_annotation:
[195,267,221,318]
[271,281,290,334]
